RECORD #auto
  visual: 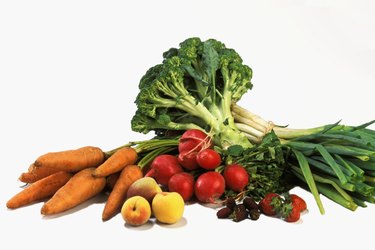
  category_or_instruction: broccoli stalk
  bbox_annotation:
[131,38,253,149]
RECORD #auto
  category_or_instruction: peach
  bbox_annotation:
[121,196,151,226]
[127,177,162,204]
[152,192,184,224]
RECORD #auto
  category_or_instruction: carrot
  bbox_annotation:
[7,171,73,209]
[34,146,105,172]
[18,163,61,183]
[106,172,120,191]
[102,165,143,221]
[92,147,138,178]
[41,168,106,215]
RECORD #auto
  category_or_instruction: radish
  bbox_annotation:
[194,171,225,203]
[168,172,195,201]
[145,154,183,186]
[196,148,221,170]
[178,151,199,170]
[178,129,212,153]
[223,164,249,192]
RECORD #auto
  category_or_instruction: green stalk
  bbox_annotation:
[348,159,375,171]
[315,183,358,211]
[315,145,347,184]
[137,146,176,169]
[291,166,355,199]
[351,197,367,207]
[104,138,179,158]
[335,155,364,179]
[273,126,326,139]
[292,149,325,214]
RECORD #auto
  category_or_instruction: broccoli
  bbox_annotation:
[131,37,253,149]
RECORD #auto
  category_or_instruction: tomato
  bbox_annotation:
[196,149,221,170]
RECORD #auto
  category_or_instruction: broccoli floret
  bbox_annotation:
[131,37,253,149]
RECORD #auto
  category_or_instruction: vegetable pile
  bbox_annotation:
[6,37,375,224]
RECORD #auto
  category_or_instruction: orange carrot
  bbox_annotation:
[7,171,73,209]
[92,147,138,178]
[102,165,143,221]
[34,146,105,172]
[106,172,120,191]
[18,163,61,183]
[41,168,106,215]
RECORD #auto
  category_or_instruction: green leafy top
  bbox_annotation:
[131,37,253,149]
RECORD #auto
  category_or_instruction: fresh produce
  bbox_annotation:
[145,154,183,186]
[6,37,375,227]
[102,165,143,221]
[278,193,307,223]
[282,205,301,223]
[106,172,120,191]
[178,129,212,153]
[18,164,61,183]
[131,38,252,149]
[289,194,307,212]
[222,132,287,200]
[223,164,249,192]
[258,192,307,223]
[41,168,106,215]
[121,196,151,226]
[196,149,222,170]
[178,151,199,170]
[7,171,72,209]
[194,171,225,203]
[168,172,195,201]
[232,104,375,213]
[178,129,212,170]
[258,193,282,216]
[216,196,261,222]
[126,177,162,204]
[216,207,233,219]
[92,147,138,178]
[130,37,375,214]
[233,204,248,222]
[34,146,105,172]
[152,192,185,224]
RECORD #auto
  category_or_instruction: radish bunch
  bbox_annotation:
[145,129,250,204]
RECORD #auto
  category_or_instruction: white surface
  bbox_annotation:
[1,1,374,249]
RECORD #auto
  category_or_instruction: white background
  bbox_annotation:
[1,0,374,249]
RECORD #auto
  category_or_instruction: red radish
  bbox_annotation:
[168,172,195,201]
[178,151,199,170]
[194,171,225,203]
[196,149,221,170]
[145,154,183,186]
[223,164,249,192]
[178,129,212,153]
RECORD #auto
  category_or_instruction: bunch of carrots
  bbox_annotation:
[6,145,145,221]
